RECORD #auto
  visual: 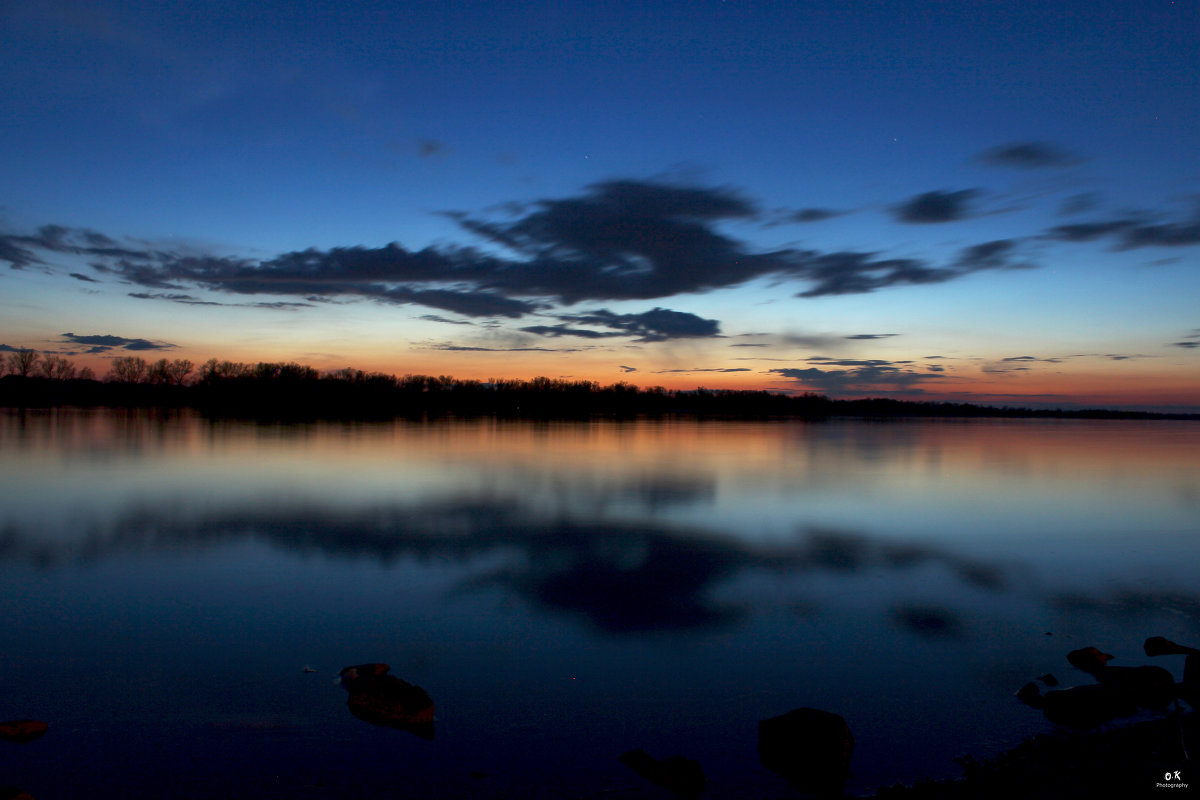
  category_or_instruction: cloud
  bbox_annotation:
[521,307,721,343]
[60,332,175,352]
[844,333,899,340]
[1,225,152,270]
[788,207,844,223]
[892,189,980,224]
[653,367,752,373]
[416,138,446,158]
[1001,355,1062,363]
[977,141,1082,169]
[1044,207,1200,250]
[954,239,1030,271]
[768,363,945,396]
[5,179,1051,313]
[0,238,41,269]
[428,343,581,352]
[453,179,788,303]
[1058,192,1100,216]
[129,291,222,305]
[1173,341,1200,349]
[68,272,100,282]
[0,344,28,352]
[619,365,637,373]
[419,314,474,325]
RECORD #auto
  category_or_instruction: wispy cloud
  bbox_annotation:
[521,307,720,343]
[60,332,175,352]
[892,189,980,224]
[976,141,1082,169]
[769,360,946,396]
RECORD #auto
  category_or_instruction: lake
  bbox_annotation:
[2,409,1198,798]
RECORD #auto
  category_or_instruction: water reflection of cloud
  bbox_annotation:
[0,497,1042,638]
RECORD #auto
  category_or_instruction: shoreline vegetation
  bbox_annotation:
[0,355,1196,420]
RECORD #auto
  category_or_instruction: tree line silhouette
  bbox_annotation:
[1,349,1195,420]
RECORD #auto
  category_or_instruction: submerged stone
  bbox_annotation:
[1067,647,1114,675]
[339,663,435,740]
[0,721,48,744]
[619,749,706,799]
[1040,684,1137,729]
[1144,636,1199,657]
[758,707,853,796]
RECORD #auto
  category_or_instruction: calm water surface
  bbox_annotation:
[2,409,1199,798]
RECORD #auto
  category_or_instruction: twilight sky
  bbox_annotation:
[2,0,1198,410]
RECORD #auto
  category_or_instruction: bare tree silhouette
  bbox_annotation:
[6,348,39,377]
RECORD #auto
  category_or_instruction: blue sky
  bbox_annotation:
[2,0,1198,410]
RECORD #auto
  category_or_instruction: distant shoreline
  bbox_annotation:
[2,373,1197,421]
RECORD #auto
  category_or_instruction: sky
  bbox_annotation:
[1,0,1198,411]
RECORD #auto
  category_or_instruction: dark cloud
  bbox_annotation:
[428,343,578,352]
[0,344,27,352]
[769,363,945,396]
[60,332,175,352]
[68,272,100,282]
[129,292,222,305]
[1001,355,1062,363]
[619,365,637,373]
[1044,207,1200,250]
[653,367,752,373]
[416,138,446,158]
[454,179,786,303]
[844,333,899,340]
[1058,192,1100,216]
[419,314,474,325]
[1173,341,1200,349]
[522,307,721,343]
[955,239,1031,271]
[789,208,844,223]
[5,180,1057,312]
[792,252,949,297]
[977,141,1082,169]
[1,224,151,269]
[0,238,41,269]
[892,189,980,224]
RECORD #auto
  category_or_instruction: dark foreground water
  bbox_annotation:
[1,409,1198,798]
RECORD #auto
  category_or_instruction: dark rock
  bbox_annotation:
[1037,673,1059,687]
[1095,665,1175,710]
[339,663,434,740]
[1040,685,1137,729]
[1185,654,1200,688]
[0,720,48,744]
[1016,682,1044,709]
[1144,636,1199,657]
[1066,647,1114,675]
[0,788,35,800]
[758,708,853,797]
[619,749,706,799]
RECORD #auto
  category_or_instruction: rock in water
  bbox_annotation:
[1144,636,1200,657]
[619,749,706,799]
[0,787,36,800]
[0,721,48,744]
[338,663,435,740]
[758,708,853,797]
[1067,646,1114,675]
[1040,684,1137,729]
